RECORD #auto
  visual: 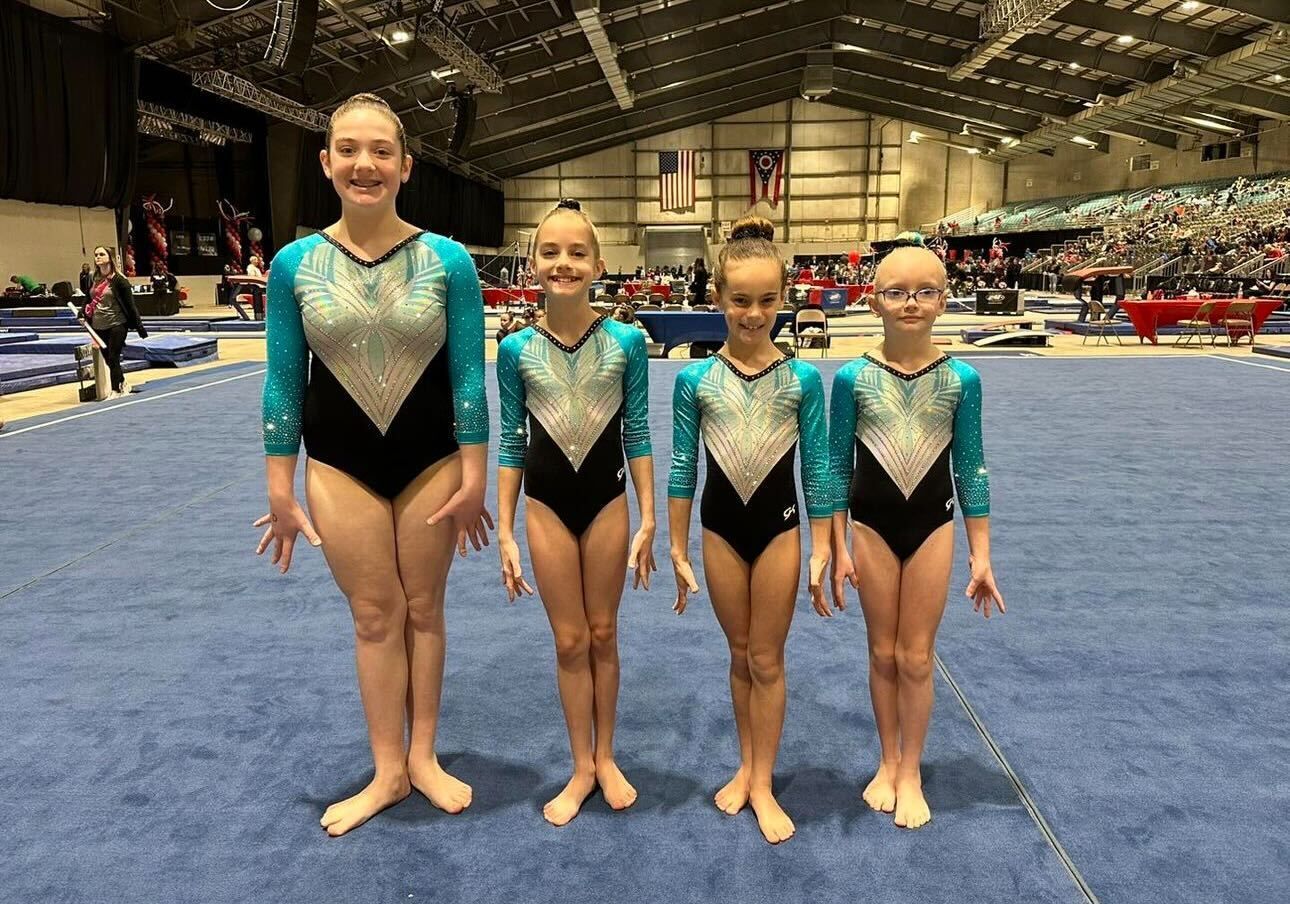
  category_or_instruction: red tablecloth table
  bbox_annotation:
[622,283,673,299]
[1119,298,1282,344]
[482,287,541,307]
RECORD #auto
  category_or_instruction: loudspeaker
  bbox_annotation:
[265,0,318,74]
[449,93,477,155]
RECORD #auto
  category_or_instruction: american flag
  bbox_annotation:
[659,150,696,211]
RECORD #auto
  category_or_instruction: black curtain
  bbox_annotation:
[297,141,504,247]
[0,0,137,208]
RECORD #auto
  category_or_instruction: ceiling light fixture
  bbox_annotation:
[1068,61,1081,69]
[1116,35,1135,45]
[1180,1,1200,11]
[391,29,411,44]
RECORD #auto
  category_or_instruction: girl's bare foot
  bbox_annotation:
[714,766,750,815]
[893,772,931,829]
[595,757,638,811]
[862,760,900,813]
[748,789,795,844]
[408,756,472,814]
[319,774,411,837]
[543,768,597,826]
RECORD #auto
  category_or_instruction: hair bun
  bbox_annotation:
[729,215,775,243]
[556,198,582,211]
[892,230,926,248]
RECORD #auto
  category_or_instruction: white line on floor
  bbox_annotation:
[0,368,267,438]
[1205,354,1290,374]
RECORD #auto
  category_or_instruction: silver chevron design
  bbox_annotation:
[519,325,625,471]
[854,363,961,500]
[699,361,800,505]
[294,239,447,434]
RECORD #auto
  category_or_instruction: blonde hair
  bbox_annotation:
[532,199,602,260]
[327,93,406,157]
[713,214,784,294]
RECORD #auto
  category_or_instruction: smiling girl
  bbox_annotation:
[496,199,656,826]
[255,93,492,836]
[667,215,833,844]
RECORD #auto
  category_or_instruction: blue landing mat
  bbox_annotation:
[1253,345,1290,359]
[0,331,38,345]
[0,353,88,380]
[1046,318,1290,337]
[0,334,217,363]
[0,359,149,395]
[0,314,76,328]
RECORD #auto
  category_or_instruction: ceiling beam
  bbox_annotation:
[1202,84,1290,120]
[1051,1,1247,58]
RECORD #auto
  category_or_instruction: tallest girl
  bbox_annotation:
[256,93,492,836]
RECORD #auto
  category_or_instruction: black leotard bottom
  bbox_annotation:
[524,409,627,537]
[701,445,801,565]
[849,441,954,562]
[303,351,459,500]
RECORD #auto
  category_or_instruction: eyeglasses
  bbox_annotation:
[876,287,945,304]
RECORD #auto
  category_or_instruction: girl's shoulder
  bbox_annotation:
[945,356,982,385]
[601,316,646,350]
[271,232,327,271]
[416,230,471,266]
[498,325,536,356]
[786,357,822,386]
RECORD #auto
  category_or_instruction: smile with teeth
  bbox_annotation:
[550,275,581,284]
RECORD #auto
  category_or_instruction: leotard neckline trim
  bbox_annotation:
[319,229,426,268]
[713,352,789,382]
[535,314,607,353]
[862,352,950,381]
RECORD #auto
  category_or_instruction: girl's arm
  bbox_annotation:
[949,362,1003,617]
[495,333,533,601]
[827,361,862,607]
[667,366,701,613]
[621,327,655,589]
[793,362,834,617]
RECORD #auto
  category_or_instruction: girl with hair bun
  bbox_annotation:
[255,92,492,836]
[667,214,834,844]
[496,199,656,826]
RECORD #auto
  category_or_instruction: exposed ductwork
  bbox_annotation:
[991,33,1290,159]
[949,0,1072,81]
[572,0,633,110]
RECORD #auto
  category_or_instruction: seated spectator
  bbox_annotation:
[9,274,39,295]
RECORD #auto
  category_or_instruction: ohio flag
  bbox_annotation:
[749,149,784,207]
[659,150,696,211]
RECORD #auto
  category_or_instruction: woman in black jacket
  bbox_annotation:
[689,256,709,306]
[81,246,147,398]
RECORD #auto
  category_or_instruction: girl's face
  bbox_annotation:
[870,252,947,334]
[320,109,411,210]
[718,256,783,348]
[93,247,111,270]
[531,212,604,302]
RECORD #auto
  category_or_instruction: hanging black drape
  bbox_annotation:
[297,141,504,247]
[0,0,137,208]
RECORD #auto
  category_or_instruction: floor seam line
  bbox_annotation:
[935,653,1101,904]
[0,475,254,602]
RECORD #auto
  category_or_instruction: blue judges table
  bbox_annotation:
[634,310,795,356]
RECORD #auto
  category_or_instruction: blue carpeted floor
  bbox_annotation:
[1,354,1285,903]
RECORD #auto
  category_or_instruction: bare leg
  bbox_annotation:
[892,522,953,830]
[306,460,411,836]
[526,498,596,826]
[744,529,800,844]
[851,522,903,813]
[578,496,636,810]
[701,529,753,816]
[393,454,472,814]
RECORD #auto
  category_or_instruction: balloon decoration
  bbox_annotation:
[124,216,137,276]
[247,225,265,269]
[218,199,253,274]
[142,195,174,275]
[847,250,860,266]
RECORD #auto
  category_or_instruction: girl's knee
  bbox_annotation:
[349,596,406,643]
[869,644,898,679]
[894,645,934,681]
[553,629,591,667]
[728,640,750,678]
[404,592,445,632]
[588,620,617,653]
[746,645,784,685]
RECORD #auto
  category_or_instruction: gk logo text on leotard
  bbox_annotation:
[783,504,796,521]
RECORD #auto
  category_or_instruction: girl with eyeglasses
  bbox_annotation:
[828,242,1005,831]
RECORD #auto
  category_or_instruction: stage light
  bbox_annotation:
[1180,1,1200,12]
[1068,61,1081,69]
[1116,34,1135,45]
[391,29,411,44]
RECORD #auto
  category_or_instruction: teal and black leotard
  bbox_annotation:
[261,230,489,499]
[668,354,831,564]
[497,314,651,536]
[828,353,989,561]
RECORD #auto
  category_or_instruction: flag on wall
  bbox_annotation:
[749,149,784,207]
[659,150,696,211]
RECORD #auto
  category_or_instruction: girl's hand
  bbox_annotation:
[499,535,534,603]
[428,482,494,556]
[831,547,859,612]
[253,498,322,574]
[671,552,699,615]
[809,549,832,617]
[629,523,657,590]
[965,556,1005,618]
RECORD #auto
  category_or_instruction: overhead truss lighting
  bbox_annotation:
[950,0,1072,81]
[137,101,254,145]
[416,16,503,93]
[571,0,633,110]
[264,0,300,69]
[192,69,331,132]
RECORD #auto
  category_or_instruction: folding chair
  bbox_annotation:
[1082,300,1123,346]
[1174,300,1217,347]
[1219,300,1256,346]
[794,307,829,357]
